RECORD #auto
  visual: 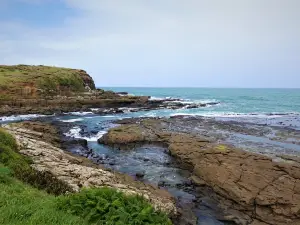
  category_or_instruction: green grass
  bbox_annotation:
[0,128,172,225]
[0,127,72,195]
[0,65,88,96]
[0,164,87,225]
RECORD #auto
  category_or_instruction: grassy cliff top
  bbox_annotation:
[0,65,95,98]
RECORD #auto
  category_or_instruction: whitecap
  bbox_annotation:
[169,112,295,119]
[0,114,48,122]
[64,127,82,139]
[84,131,107,142]
[69,112,94,116]
[149,96,165,101]
[64,126,107,142]
[60,118,83,123]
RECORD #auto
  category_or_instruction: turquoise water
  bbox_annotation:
[104,87,300,116]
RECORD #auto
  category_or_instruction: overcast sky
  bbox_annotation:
[1,0,299,87]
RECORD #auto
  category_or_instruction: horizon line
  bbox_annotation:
[98,86,300,89]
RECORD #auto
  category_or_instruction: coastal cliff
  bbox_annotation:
[0,65,148,116]
[0,65,95,97]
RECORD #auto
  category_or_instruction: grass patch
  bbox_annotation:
[0,164,87,225]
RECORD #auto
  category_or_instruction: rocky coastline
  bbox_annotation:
[98,118,300,225]
[2,65,300,225]
[3,122,177,216]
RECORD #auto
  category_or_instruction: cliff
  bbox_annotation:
[0,65,152,116]
[0,65,95,99]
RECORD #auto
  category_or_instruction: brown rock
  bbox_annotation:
[99,118,300,225]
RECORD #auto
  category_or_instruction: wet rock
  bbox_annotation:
[116,92,128,95]
[158,181,167,187]
[174,203,197,225]
[91,130,99,134]
[135,171,145,178]
[109,160,116,166]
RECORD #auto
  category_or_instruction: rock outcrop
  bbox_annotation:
[3,123,177,216]
[98,119,300,225]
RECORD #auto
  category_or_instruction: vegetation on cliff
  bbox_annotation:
[0,65,95,99]
[0,128,172,225]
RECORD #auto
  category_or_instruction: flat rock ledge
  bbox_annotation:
[98,119,300,225]
[3,124,177,216]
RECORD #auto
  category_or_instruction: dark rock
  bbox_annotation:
[135,171,145,178]
[116,92,128,95]
[91,130,99,134]
[109,160,116,166]
[158,181,167,187]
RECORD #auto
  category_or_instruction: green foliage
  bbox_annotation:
[0,128,72,195]
[57,188,172,225]
[0,164,87,225]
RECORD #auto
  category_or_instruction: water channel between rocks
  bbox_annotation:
[61,115,236,225]
[87,142,229,225]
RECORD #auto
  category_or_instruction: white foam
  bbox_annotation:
[64,126,107,142]
[69,112,94,116]
[84,131,107,141]
[170,112,287,119]
[90,108,100,112]
[60,118,83,123]
[149,96,165,101]
[64,127,82,139]
[140,112,157,117]
[0,114,48,122]
[102,115,117,118]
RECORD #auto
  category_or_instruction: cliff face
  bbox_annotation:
[0,65,95,98]
[78,69,96,90]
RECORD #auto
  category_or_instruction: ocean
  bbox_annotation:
[104,87,300,116]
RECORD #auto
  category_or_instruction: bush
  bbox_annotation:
[57,188,172,225]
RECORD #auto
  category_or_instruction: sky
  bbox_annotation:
[0,0,300,88]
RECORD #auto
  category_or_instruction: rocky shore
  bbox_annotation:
[98,118,300,225]
[0,65,219,116]
[3,122,177,216]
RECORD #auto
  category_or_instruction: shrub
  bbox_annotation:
[57,188,172,225]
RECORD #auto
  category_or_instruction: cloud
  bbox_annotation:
[1,0,300,87]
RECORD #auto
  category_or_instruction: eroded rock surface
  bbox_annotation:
[99,119,300,225]
[3,123,177,216]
